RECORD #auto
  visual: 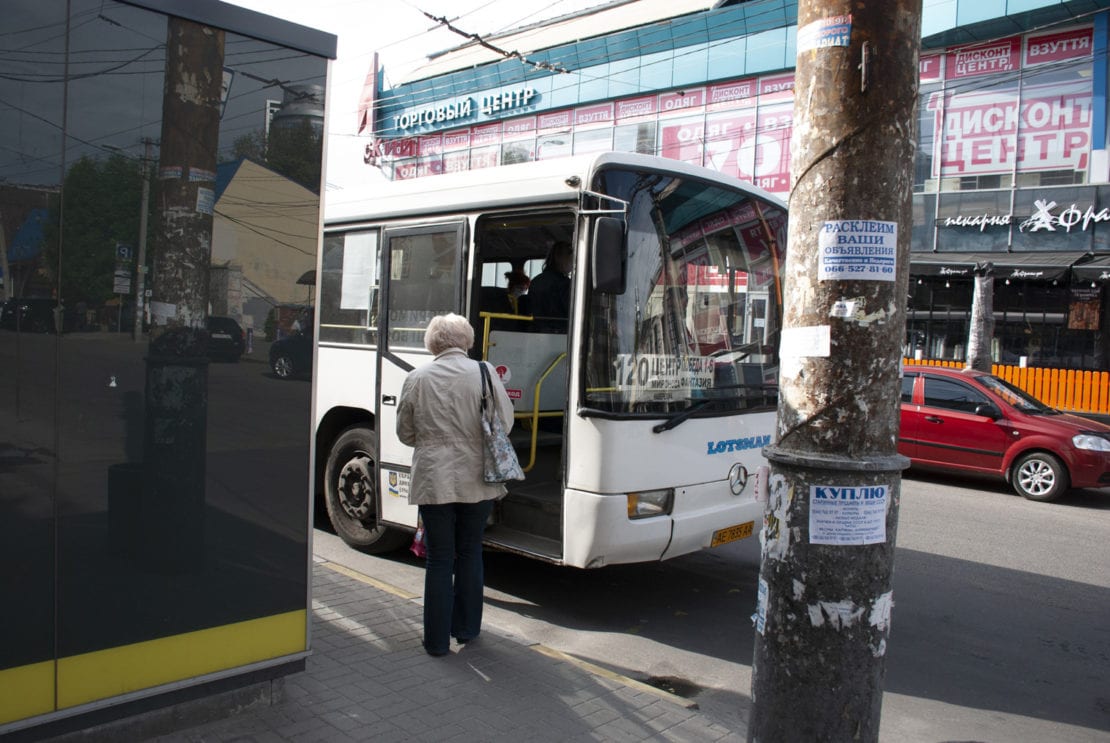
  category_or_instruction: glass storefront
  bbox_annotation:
[1,0,332,730]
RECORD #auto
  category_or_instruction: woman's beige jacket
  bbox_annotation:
[396,348,516,505]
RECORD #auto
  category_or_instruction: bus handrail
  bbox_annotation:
[479,310,533,358]
[521,352,567,472]
[477,311,566,472]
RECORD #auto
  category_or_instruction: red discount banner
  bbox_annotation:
[929,81,1092,177]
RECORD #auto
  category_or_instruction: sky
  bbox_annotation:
[223,0,608,191]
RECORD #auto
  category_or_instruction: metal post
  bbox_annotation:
[132,137,153,341]
[748,1,922,741]
[0,208,11,302]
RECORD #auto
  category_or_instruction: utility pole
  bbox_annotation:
[138,17,224,572]
[748,2,921,741]
[132,137,154,342]
[966,262,995,371]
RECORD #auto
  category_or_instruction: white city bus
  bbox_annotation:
[314,152,786,568]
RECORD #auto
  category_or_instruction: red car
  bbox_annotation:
[899,366,1110,501]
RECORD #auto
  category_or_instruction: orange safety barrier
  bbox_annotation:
[903,358,1110,415]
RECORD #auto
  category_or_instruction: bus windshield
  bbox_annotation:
[584,167,786,415]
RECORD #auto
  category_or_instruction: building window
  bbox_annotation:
[959,174,1002,190]
[1038,169,1086,187]
[614,122,657,155]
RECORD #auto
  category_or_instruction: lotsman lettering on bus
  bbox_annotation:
[706,435,772,455]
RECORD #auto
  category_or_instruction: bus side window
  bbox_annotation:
[319,230,379,345]
[384,226,463,348]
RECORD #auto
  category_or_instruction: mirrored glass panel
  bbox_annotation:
[0,5,66,714]
[2,0,327,717]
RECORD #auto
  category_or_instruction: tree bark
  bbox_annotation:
[748,2,921,741]
[966,262,995,371]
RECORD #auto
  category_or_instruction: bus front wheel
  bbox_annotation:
[324,426,408,553]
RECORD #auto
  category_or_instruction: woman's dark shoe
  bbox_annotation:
[424,643,449,657]
[453,635,476,645]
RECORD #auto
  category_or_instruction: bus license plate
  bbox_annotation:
[711,521,754,547]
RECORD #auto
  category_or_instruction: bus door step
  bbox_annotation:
[484,527,561,562]
[498,488,560,541]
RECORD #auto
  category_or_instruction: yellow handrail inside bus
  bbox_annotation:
[521,352,567,472]
[478,311,532,357]
[477,311,566,472]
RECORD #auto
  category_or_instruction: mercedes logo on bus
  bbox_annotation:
[728,463,749,495]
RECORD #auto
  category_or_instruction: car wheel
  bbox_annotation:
[272,354,295,378]
[1012,451,1068,501]
[324,427,408,553]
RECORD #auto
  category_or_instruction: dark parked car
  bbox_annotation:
[269,330,312,379]
[0,297,60,333]
[900,366,1110,501]
[205,316,245,361]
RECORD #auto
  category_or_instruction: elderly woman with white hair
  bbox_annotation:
[396,313,515,657]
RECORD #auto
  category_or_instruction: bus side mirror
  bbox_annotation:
[592,217,626,294]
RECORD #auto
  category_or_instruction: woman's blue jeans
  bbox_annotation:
[418,499,494,655]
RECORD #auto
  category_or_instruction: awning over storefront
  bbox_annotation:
[1071,253,1110,282]
[909,251,1090,281]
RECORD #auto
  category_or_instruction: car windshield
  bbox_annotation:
[583,166,785,416]
[978,374,1054,413]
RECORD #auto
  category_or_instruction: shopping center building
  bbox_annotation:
[364,0,1110,371]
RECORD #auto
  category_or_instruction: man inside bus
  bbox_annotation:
[528,241,572,331]
[504,269,530,315]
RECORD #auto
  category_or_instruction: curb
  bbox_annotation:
[317,559,420,600]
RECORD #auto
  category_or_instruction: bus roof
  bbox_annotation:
[324,152,784,226]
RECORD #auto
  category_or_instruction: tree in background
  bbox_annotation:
[231,120,322,193]
[268,120,323,193]
[42,154,145,305]
[231,129,266,162]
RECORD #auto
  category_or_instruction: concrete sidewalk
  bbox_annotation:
[51,557,744,742]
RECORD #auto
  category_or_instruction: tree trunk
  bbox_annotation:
[965,262,995,371]
[748,2,922,741]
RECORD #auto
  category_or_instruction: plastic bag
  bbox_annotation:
[410,523,426,558]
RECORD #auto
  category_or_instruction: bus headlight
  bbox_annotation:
[627,489,673,519]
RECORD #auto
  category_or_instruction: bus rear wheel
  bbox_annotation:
[324,426,408,553]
